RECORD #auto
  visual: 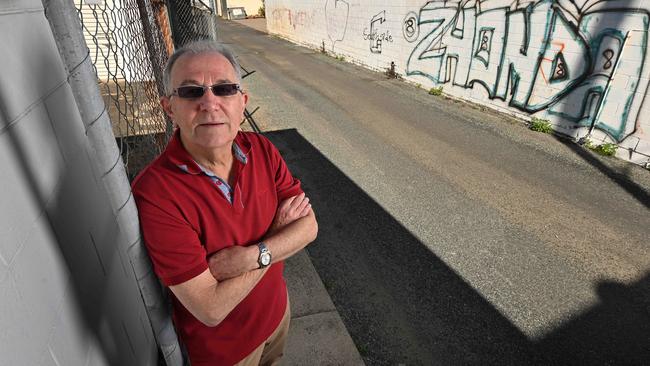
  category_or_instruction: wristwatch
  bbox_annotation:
[257,242,272,268]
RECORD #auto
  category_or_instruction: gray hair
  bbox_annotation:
[162,40,242,96]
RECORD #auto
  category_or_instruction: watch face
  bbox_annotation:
[261,253,271,266]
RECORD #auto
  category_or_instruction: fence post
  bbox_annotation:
[220,0,228,18]
[136,0,174,138]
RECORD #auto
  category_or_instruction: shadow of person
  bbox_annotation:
[535,273,650,365]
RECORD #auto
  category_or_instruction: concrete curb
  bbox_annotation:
[283,251,365,365]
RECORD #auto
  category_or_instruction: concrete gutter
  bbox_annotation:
[283,251,365,365]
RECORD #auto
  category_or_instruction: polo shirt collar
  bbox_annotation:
[165,129,251,175]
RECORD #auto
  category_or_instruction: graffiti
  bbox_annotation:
[325,0,349,51]
[363,28,394,54]
[370,11,386,53]
[405,0,650,143]
[363,11,393,54]
[474,28,493,66]
[602,49,614,70]
[403,12,419,42]
[271,8,314,30]
[549,52,568,83]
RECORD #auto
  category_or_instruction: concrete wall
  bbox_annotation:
[266,0,650,165]
[0,1,158,364]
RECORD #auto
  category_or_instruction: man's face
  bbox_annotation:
[161,52,248,153]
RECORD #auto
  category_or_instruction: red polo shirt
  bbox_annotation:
[132,130,303,365]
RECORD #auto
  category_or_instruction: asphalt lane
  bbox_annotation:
[219,19,650,365]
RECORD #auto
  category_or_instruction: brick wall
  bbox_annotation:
[266,0,650,165]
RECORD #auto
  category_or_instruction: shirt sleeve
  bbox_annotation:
[134,192,208,286]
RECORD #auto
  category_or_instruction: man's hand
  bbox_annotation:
[269,193,312,234]
[208,245,257,281]
[207,193,312,282]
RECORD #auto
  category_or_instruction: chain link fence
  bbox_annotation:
[75,0,220,180]
[76,0,169,180]
[167,0,219,47]
[75,0,260,180]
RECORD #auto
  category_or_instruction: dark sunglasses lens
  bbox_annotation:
[211,84,239,96]
[176,86,205,98]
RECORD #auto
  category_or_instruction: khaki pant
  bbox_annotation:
[235,296,291,366]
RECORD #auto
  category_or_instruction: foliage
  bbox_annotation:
[428,86,443,96]
[529,117,553,133]
[336,55,345,61]
[582,138,595,149]
[582,138,618,156]
[593,143,618,156]
[258,6,265,17]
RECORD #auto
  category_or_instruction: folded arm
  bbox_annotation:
[169,267,267,327]
[264,194,318,262]
[173,193,317,326]
[208,193,318,281]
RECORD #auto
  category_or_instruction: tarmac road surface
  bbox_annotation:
[221,19,650,366]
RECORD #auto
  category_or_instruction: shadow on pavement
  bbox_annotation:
[553,136,650,209]
[548,0,649,211]
[266,129,539,365]
[535,272,650,366]
[266,129,650,366]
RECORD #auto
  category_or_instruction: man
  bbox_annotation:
[132,40,318,365]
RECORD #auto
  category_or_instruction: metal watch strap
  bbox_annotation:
[257,242,271,268]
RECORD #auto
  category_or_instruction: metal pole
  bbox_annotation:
[136,0,174,138]
[209,0,218,39]
[220,0,228,19]
[136,0,167,97]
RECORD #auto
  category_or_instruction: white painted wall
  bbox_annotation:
[266,0,650,165]
[0,1,158,364]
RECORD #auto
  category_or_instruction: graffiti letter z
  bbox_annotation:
[406,16,452,82]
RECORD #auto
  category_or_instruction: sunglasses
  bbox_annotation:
[171,83,242,99]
